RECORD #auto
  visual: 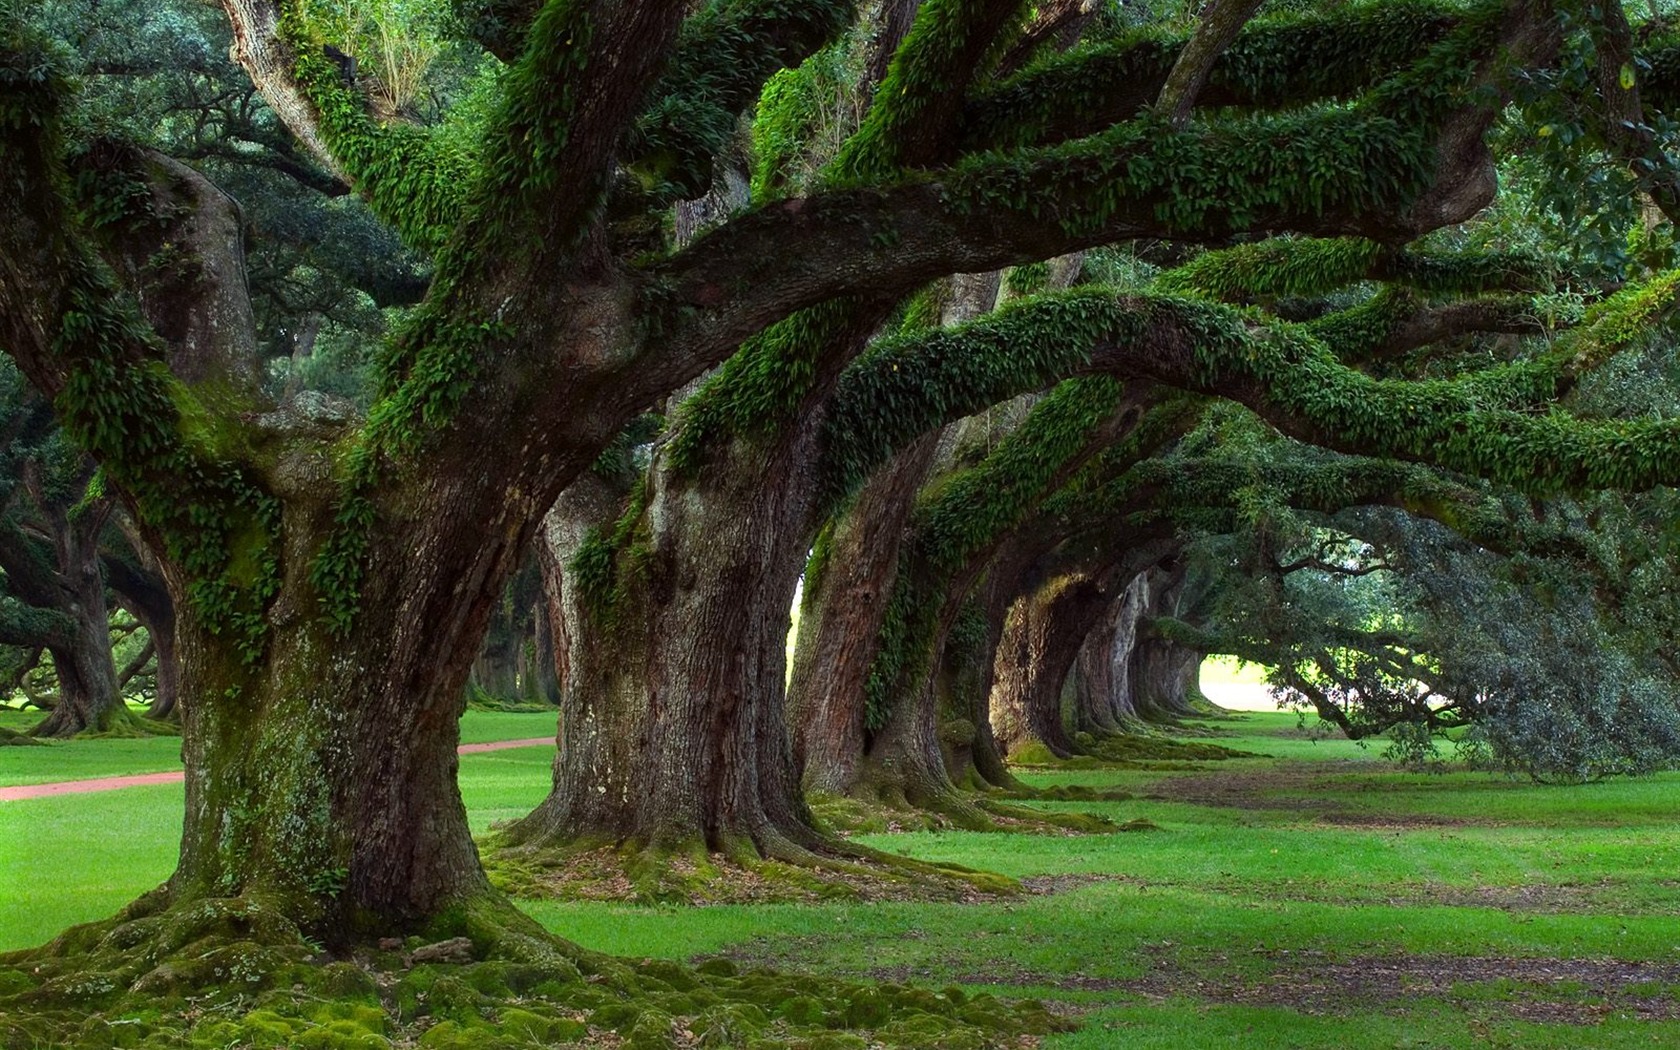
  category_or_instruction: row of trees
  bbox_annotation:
[6,0,1680,1029]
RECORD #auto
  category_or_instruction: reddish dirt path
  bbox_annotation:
[0,737,554,802]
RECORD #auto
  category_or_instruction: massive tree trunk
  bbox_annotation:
[1127,564,1211,721]
[790,431,942,795]
[32,593,123,738]
[536,524,570,707]
[505,439,826,862]
[1072,574,1148,734]
[988,570,1117,760]
[154,455,540,942]
[1129,633,1210,721]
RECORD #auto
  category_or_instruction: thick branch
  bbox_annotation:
[1156,0,1267,127]
[1588,1,1680,224]
[961,2,1463,150]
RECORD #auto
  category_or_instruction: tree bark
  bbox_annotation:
[1072,574,1148,734]
[988,570,1116,760]
[4,500,128,739]
[1126,565,1210,721]
[506,441,826,861]
[159,460,515,943]
[790,431,942,794]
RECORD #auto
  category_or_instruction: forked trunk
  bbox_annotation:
[106,543,180,720]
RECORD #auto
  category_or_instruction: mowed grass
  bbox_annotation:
[0,708,555,787]
[4,711,1680,1048]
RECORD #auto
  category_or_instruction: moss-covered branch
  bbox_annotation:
[659,23,1535,362]
[829,0,1031,181]
[626,0,857,202]
[1156,237,1552,302]
[959,0,1466,151]
[0,30,282,663]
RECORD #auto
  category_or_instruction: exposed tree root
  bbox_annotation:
[63,712,182,739]
[0,889,1068,1049]
[812,785,1127,840]
[483,833,1020,906]
[1006,729,1259,770]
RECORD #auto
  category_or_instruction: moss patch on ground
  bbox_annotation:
[0,893,1065,1050]
[483,838,1022,907]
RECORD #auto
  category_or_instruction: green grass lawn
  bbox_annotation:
[0,708,556,787]
[4,710,1678,1048]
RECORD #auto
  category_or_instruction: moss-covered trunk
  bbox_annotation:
[169,601,490,944]
[152,438,572,945]
[790,433,941,795]
[505,443,825,861]
[988,571,1115,760]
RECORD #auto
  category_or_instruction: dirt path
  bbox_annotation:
[0,736,554,802]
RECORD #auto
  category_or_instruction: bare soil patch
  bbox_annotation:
[1144,764,1496,828]
[487,844,1023,906]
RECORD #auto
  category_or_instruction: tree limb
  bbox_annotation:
[1156,0,1267,127]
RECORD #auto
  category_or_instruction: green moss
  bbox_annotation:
[634,0,855,203]
[568,472,653,623]
[861,376,1123,729]
[961,0,1464,149]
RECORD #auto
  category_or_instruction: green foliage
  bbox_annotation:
[817,293,1126,509]
[1157,237,1552,303]
[946,6,1501,239]
[0,1,69,136]
[960,0,1463,150]
[829,0,1029,182]
[630,0,855,202]
[283,0,474,252]
[666,300,853,476]
[568,474,652,624]
[0,35,283,665]
[862,378,1123,728]
[749,36,867,199]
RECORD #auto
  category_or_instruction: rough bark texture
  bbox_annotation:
[790,431,942,794]
[1126,565,1210,721]
[1072,574,1148,733]
[163,450,505,940]
[988,570,1117,760]
[507,448,825,859]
